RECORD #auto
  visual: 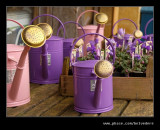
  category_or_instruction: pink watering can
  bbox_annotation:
[7,19,46,107]
[76,10,108,56]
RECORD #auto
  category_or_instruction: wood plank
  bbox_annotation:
[113,77,153,100]
[80,113,98,117]
[146,56,153,77]
[59,75,153,100]
[99,100,128,117]
[112,7,119,37]
[17,93,65,117]
[40,97,74,116]
[7,84,58,117]
[60,75,74,96]
[99,7,114,37]
[52,7,85,38]
[118,7,141,33]
[60,104,80,117]
[121,100,153,117]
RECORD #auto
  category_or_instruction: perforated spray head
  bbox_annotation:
[134,30,143,39]
[21,25,46,48]
[73,38,84,48]
[94,60,113,78]
[95,13,108,24]
[37,23,53,40]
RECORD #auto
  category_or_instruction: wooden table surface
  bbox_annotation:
[7,83,153,117]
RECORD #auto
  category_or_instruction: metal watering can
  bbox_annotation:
[76,10,108,56]
[7,19,46,107]
[56,21,85,60]
[112,18,138,48]
[142,18,153,48]
[70,33,115,113]
[29,14,65,84]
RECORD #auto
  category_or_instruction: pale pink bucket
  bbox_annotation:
[76,10,105,56]
[7,19,30,107]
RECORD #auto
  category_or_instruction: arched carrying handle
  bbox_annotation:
[56,21,86,41]
[29,14,65,38]
[112,18,138,37]
[76,10,99,28]
[144,18,153,35]
[70,33,115,66]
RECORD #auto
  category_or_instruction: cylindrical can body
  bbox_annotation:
[29,36,63,84]
[77,25,104,56]
[7,44,30,107]
[72,60,113,113]
[63,38,74,59]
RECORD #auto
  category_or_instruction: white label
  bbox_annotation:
[79,45,83,57]
[90,80,97,91]
[71,49,77,63]
[100,50,104,60]
[7,69,16,84]
[40,54,51,66]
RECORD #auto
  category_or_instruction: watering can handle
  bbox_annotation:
[112,18,138,37]
[7,19,24,46]
[70,33,115,65]
[56,21,85,41]
[76,10,99,28]
[144,18,153,35]
[29,14,65,38]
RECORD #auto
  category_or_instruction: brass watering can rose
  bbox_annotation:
[21,25,46,48]
[73,38,84,48]
[134,30,143,39]
[37,23,53,40]
[94,60,113,78]
[95,13,108,24]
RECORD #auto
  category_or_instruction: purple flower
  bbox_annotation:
[145,46,151,51]
[141,43,146,48]
[117,28,125,39]
[134,54,141,60]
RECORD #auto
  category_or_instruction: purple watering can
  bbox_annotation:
[76,10,105,56]
[57,21,85,60]
[112,18,138,48]
[142,18,153,45]
[29,14,65,84]
[70,33,115,113]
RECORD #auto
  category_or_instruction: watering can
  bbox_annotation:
[76,10,107,56]
[70,33,115,113]
[29,14,65,84]
[7,19,46,107]
[141,18,153,51]
[112,18,139,48]
[57,21,85,60]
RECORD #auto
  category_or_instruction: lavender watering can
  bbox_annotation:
[76,10,105,56]
[70,33,115,113]
[142,18,153,44]
[112,18,138,48]
[29,14,65,84]
[57,21,85,60]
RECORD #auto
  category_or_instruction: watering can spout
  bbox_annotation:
[10,46,31,99]
[42,44,49,79]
